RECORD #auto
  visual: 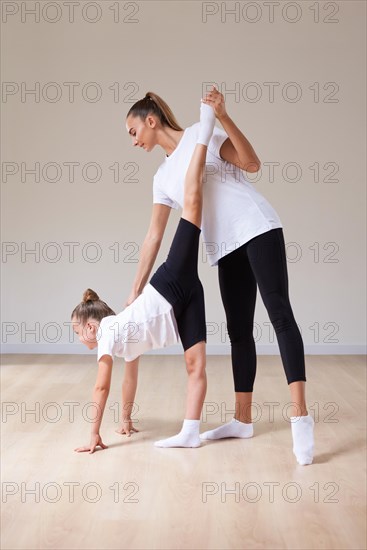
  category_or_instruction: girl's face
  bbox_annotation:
[72,318,98,349]
[126,114,158,152]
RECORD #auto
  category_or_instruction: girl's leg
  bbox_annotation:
[154,103,215,449]
[155,342,206,448]
[151,103,216,289]
[182,104,216,229]
[183,341,207,419]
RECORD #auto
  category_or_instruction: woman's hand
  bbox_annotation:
[202,86,228,120]
[124,289,140,308]
[74,434,108,454]
[115,420,139,437]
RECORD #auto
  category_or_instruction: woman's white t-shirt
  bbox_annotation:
[153,123,283,266]
[97,284,179,362]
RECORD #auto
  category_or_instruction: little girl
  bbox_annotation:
[71,101,216,453]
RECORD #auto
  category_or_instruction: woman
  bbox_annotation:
[72,102,216,452]
[125,87,314,465]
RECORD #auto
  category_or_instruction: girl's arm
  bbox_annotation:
[116,357,140,436]
[74,354,113,454]
[125,203,171,306]
[202,87,261,173]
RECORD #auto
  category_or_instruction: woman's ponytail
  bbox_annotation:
[127,92,183,131]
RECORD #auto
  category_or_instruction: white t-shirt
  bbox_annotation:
[153,123,283,266]
[97,284,179,362]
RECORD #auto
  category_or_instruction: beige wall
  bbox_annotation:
[1,0,366,354]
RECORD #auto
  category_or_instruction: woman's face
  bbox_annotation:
[126,114,158,152]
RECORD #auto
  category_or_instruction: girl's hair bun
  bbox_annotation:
[83,288,99,303]
[71,289,115,324]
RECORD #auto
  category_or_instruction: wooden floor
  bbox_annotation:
[1,354,366,550]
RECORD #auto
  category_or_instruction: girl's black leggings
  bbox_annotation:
[218,228,306,392]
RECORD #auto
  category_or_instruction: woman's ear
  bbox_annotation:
[146,115,157,128]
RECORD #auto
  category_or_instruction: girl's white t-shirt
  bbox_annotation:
[153,123,283,266]
[97,284,179,362]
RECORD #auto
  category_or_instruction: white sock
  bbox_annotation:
[291,414,314,465]
[197,102,216,146]
[154,419,201,448]
[200,418,254,440]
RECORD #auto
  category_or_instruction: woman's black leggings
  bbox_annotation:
[218,228,306,392]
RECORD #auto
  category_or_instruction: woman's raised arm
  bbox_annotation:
[125,203,171,306]
[203,87,261,173]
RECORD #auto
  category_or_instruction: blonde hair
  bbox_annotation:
[71,288,115,325]
[126,91,183,131]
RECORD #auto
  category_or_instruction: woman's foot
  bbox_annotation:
[200,418,254,440]
[291,414,314,465]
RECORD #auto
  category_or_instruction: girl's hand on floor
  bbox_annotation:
[202,86,227,120]
[115,420,139,437]
[74,434,108,454]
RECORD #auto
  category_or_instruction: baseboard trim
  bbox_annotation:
[1,344,366,355]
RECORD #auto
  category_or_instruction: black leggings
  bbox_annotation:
[150,218,206,351]
[218,228,306,392]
